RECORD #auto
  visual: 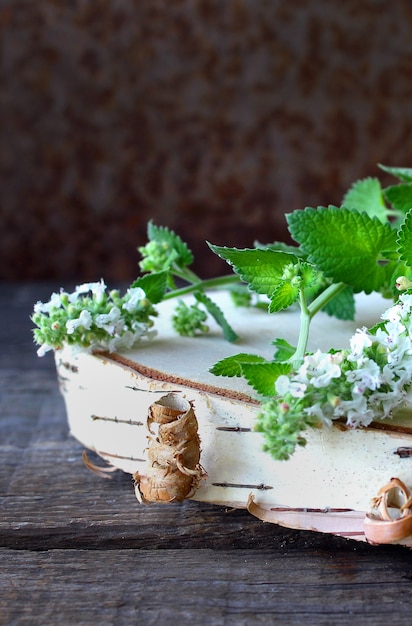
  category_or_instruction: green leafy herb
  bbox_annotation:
[33,164,412,463]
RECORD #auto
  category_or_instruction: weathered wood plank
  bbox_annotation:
[1,432,351,551]
[2,547,412,625]
[3,282,412,624]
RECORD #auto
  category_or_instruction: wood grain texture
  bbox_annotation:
[2,548,412,625]
[3,283,412,624]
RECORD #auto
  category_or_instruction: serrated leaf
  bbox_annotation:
[147,221,193,268]
[286,206,397,293]
[131,271,168,304]
[384,183,412,214]
[300,261,319,289]
[241,362,292,397]
[194,291,238,342]
[210,353,266,377]
[342,177,388,222]
[397,208,412,267]
[268,281,300,313]
[378,164,412,182]
[208,245,299,296]
[255,240,307,258]
[322,285,355,320]
[272,338,296,361]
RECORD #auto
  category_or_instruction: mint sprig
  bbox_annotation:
[33,163,412,464]
[138,221,239,341]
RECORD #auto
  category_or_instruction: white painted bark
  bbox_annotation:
[55,291,412,545]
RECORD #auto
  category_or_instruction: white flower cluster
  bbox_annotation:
[33,280,156,356]
[276,293,412,428]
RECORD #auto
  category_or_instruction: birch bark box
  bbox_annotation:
[55,291,412,546]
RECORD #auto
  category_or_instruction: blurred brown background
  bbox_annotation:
[2,0,412,282]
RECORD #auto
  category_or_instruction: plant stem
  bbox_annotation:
[291,290,310,366]
[163,274,240,301]
[291,282,346,365]
[308,282,346,317]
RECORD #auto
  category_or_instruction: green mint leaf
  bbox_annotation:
[208,245,299,296]
[268,281,300,313]
[286,206,397,293]
[378,164,412,182]
[272,338,296,361]
[241,362,292,397]
[211,352,292,396]
[194,291,239,342]
[147,221,194,268]
[210,353,267,377]
[322,285,355,320]
[131,271,168,304]
[342,177,388,222]
[255,240,307,258]
[397,208,412,267]
[384,183,412,214]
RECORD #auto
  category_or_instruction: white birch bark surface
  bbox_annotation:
[55,291,412,545]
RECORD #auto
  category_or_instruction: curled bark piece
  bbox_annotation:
[247,495,365,538]
[82,450,118,479]
[133,393,206,503]
[364,478,412,544]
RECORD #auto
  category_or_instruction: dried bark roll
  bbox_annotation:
[133,393,206,503]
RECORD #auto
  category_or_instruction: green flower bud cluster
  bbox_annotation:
[255,397,315,460]
[138,240,178,273]
[171,300,209,337]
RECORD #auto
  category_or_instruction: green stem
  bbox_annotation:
[163,274,240,300]
[172,266,202,284]
[308,282,346,317]
[291,282,346,365]
[291,290,310,366]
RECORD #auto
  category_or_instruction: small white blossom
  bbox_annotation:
[122,287,146,313]
[297,350,342,388]
[275,374,307,398]
[382,302,402,323]
[37,343,53,357]
[66,309,93,335]
[339,393,375,428]
[95,306,121,334]
[399,293,412,312]
[346,357,382,393]
[34,291,65,314]
[68,280,107,304]
[303,401,333,427]
[348,328,372,360]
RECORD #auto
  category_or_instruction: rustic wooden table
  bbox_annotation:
[2,282,412,625]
